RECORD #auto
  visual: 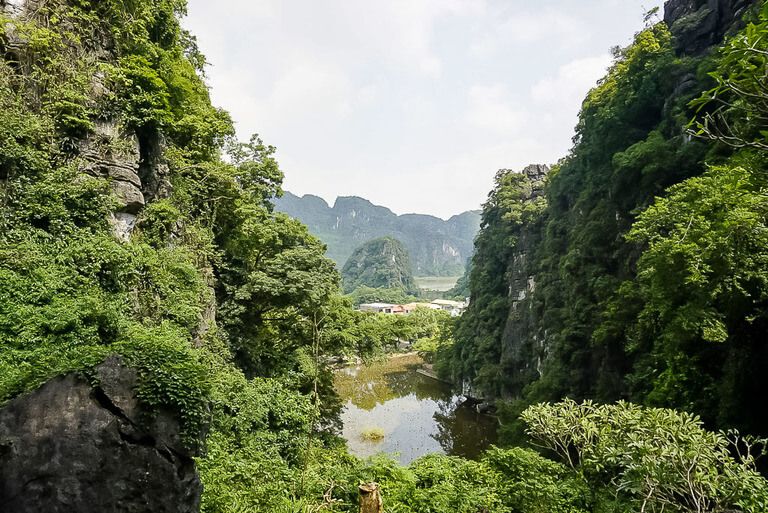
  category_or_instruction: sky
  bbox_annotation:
[184,0,666,219]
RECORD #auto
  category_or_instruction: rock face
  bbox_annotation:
[498,165,549,396]
[81,120,146,215]
[0,356,201,513]
[664,0,756,54]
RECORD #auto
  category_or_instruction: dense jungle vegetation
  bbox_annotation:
[447,0,768,442]
[341,236,418,295]
[1,0,768,512]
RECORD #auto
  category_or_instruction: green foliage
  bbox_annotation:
[689,2,768,150]
[448,168,548,397]
[482,447,589,513]
[345,285,420,306]
[6,3,768,513]
[523,400,768,513]
[197,365,314,512]
[446,259,472,299]
[623,162,768,430]
[0,0,337,452]
[444,10,762,441]
[254,447,587,513]
[394,454,506,512]
[523,22,701,406]
[408,308,454,363]
[111,54,172,130]
[341,237,418,294]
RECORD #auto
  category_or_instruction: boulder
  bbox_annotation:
[0,356,201,513]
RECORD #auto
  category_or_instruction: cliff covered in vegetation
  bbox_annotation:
[0,0,341,509]
[341,236,417,294]
[2,0,768,512]
[447,0,768,439]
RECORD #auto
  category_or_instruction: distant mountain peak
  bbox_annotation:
[273,192,480,276]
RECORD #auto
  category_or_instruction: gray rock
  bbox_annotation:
[111,179,146,214]
[138,132,173,203]
[1,0,27,16]
[0,356,202,513]
[110,213,138,243]
[80,119,146,216]
[664,0,756,55]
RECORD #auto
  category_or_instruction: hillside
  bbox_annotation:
[446,0,768,438]
[3,0,768,512]
[273,192,480,276]
[341,237,417,294]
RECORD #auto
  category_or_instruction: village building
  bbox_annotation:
[401,302,439,314]
[358,302,398,314]
[430,299,467,316]
[359,300,467,316]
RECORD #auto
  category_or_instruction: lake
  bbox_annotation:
[334,354,498,465]
[413,276,461,292]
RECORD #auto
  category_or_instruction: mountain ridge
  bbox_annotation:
[274,191,481,276]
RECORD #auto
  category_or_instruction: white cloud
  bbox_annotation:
[531,54,612,108]
[184,0,664,218]
[466,84,525,134]
[268,61,354,119]
[470,6,588,58]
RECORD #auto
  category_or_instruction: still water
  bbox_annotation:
[334,354,498,465]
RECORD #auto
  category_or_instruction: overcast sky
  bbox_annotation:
[184,0,665,219]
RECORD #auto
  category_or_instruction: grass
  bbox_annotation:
[360,427,386,442]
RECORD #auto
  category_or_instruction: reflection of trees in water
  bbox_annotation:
[335,355,448,410]
[334,356,498,460]
[383,368,446,400]
[432,400,456,454]
[432,399,498,460]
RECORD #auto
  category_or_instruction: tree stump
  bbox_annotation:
[359,482,383,513]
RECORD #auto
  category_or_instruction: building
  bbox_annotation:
[401,302,439,314]
[358,303,398,314]
[359,300,465,316]
[430,299,467,316]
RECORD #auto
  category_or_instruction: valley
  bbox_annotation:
[1,0,768,512]
[413,276,461,293]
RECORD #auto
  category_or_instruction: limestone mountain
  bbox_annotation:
[341,237,417,294]
[273,192,480,276]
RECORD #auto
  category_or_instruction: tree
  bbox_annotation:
[523,400,768,513]
[690,3,768,150]
[626,163,768,431]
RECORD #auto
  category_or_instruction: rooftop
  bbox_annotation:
[431,299,465,307]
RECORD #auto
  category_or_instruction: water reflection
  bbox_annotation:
[334,354,498,465]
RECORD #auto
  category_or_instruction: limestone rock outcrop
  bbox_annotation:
[664,0,756,54]
[0,356,201,513]
[1,0,172,242]
[81,120,146,215]
[497,165,549,395]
